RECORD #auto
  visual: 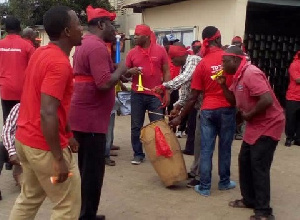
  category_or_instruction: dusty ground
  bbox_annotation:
[1,115,300,220]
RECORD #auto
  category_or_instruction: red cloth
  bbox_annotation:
[191,47,233,110]
[223,52,247,79]
[200,30,221,58]
[0,35,35,100]
[135,25,152,36]
[168,45,188,59]
[126,44,168,94]
[286,59,300,101]
[229,64,285,145]
[86,5,116,22]
[232,36,242,43]
[155,126,173,158]
[69,34,115,134]
[16,44,73,151]
[193,41,202,47]
[168,57,181,79]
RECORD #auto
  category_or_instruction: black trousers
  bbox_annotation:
[285,100,300,141]
[184,108,198,154]
[239,136,278,216]
[73,131,106,220]
[1,99,19,123]
[0,141,9,174]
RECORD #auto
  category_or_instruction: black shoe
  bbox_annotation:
[294,140,300,146]
[96,215,106,220]
[105,158,116,166]
[0,190,2,200]
[186,179,200,188]
[188,172,195,179]
[181,150,194,156]
[5,163,13,170]
[285,139,293,147]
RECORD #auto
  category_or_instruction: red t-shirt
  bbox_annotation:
[286,59,300,101]
[191,47,233,110]
[16,44,73,151]
[126,44,168,94]
[230,64,285,145]
[69,34,115,134]
[0,35,35,100]
[169,57,181,79]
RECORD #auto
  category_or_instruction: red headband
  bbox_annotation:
[223,52,247,79]
[135,25,152,36]
[200,30,221,57]
[168,45,188,58]
[232,36,242,43]
[86,5,116,22]
[294,51,300,61]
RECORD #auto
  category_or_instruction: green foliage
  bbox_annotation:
[6,0,115,26]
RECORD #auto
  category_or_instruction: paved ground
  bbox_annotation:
[1,115,300,220]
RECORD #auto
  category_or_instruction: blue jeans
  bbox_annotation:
[131,92,164,158]
[198,107,236,190]
[105,112,116,158]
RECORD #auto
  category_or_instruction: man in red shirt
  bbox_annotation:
[285,51,300,147]
[170,26,236,197]
[219,46,284,220]
[126,24,170,165]
[9,6,83,219]
[0,17,35,123]
[69,6,127,220]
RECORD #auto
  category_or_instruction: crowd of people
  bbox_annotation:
[0,3,299,220]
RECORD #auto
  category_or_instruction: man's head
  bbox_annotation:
[43,6,83,46]
[5,16,21,34]
[167,42,188,67]
[87,6,116,43]
[22,28,36,42]
[202,26,221,48]
[163,34,179,48]
[222,45,245,74]
[231,36,243,49]
[191,40,201,54]
[134,24,152,47]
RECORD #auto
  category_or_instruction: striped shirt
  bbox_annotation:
[2,103,20,157]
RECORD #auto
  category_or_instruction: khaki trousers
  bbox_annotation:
[9,140,81,220]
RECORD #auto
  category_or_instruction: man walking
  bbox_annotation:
[9,6,83,220]
[285,51,300,147]
[220,46,284,220]
[69,6,127,220]
[126,24,170,165]
[170,26,236,197]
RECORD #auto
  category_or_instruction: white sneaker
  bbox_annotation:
[176,131,183,138]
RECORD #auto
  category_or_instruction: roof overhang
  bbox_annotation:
[123,0,188,12]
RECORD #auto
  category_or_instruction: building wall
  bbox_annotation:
[143,0,248,45]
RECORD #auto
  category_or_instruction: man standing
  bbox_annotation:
[170,26,236,197]
[126,24,170,165]
[191,40,202,55]
[9,6,83,219]
[0,16,35,122]
[69,6,127,220]
[22,27,37,48]
[285,51,300,147]
[220,46,284,220]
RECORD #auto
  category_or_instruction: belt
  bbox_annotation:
[74,75,94,83]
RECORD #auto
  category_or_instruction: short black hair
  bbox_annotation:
[5,16,21,33]
[88,17,110,27]
[43,6,72,41]
[202,26,218,40]
[192,40,200,46]
[225,45,245,56]
[163,36,180,46]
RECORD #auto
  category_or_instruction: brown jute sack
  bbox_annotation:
[140,119,187,187]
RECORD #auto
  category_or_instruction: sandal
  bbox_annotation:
[229,199,252,209]
[250,214,275,220]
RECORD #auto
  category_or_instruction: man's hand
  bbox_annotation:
[152,85,166,94]
[9,154,20,166]
[127,67,141,76]
[216,76,226,86]
[169,116,182,128]
[170,105,181,118]
[69,137,79,153]
[242,111,254,121]
[53,158,69,183]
